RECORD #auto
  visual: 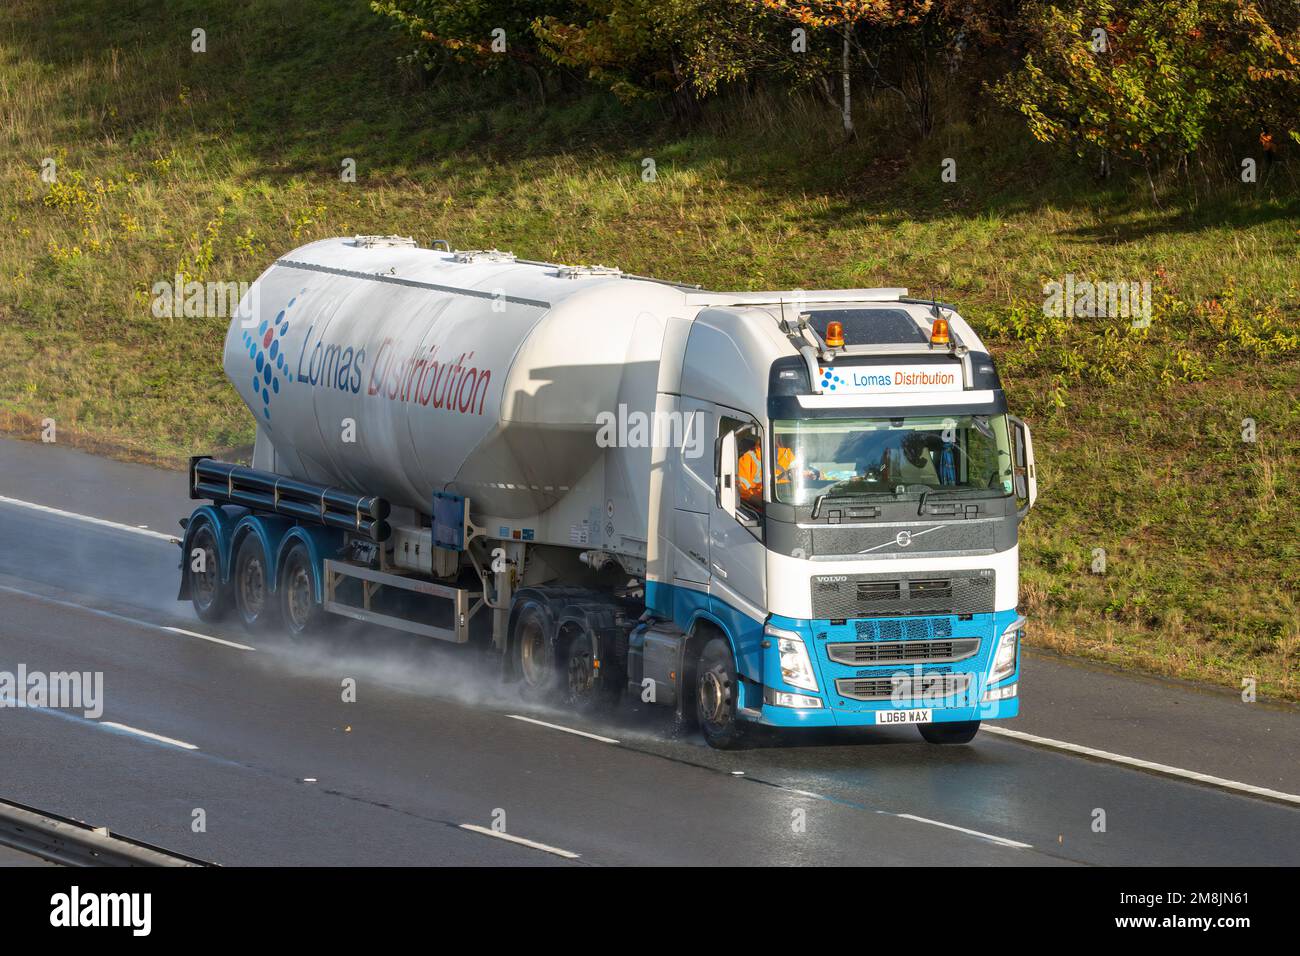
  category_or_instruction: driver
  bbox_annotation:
[738,438,819,502]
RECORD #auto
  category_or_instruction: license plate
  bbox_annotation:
[876,708,932,725]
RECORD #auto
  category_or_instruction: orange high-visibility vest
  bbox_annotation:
[738,445,796,498]
[738,447,763,496]
[773,446,796,483]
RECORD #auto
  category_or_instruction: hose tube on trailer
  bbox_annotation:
[189,456,391,542]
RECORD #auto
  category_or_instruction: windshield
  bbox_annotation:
[771,414,1015,506]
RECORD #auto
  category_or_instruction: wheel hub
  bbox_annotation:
[287,566,312,627]
[519,623,547,687]
[194,545,218,605]
[699,670,729,724]
[567,645,593,698]
[241,557,265,611]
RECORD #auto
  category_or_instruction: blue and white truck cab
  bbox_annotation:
[645,292,1037,747]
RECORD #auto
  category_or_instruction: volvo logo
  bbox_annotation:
[858,524,944,555]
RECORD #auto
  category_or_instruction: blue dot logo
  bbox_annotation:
[247,294,302,421]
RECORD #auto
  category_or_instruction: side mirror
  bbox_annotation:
[1009,415,1038,517]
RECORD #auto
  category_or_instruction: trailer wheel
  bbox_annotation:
[187,523,229,622]
[514,602,558,698]
[918,720,981,745]
[233,533,280,632]
[697,637,747,750]
[278,543,323,639]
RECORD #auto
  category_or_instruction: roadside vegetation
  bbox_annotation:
[1,0,1297,698]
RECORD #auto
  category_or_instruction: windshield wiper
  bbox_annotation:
[812,493,886,520]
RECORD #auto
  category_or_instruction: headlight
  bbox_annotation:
[990,616,1024,685]
[766,624,819,692]
[763,688,823,709]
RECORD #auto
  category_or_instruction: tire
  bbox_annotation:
[513,602,558,699]
[918,720,981,745]
[696,636,747,750]
[233,532,280,632]
[278,542,324,639]
[562,626,620,712]
[187,522,229,623]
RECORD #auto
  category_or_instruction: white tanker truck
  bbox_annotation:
[179,235,1038,748]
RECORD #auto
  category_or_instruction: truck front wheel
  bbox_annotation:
[233,533,280,632]
[697,637,747,750]
[187,523,229,622]
[918,720,981,744]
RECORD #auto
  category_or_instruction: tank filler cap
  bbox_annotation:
[556,264,623,279]
[452,249,517,264]
[348,235,418,248]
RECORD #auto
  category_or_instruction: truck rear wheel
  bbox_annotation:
[697,637,747,750]
[514,602,558,698]
[278,542,323,639]
[918,720,981,744]
[187,523,229,623]
[233,533,280,632]
[562,626,621,712]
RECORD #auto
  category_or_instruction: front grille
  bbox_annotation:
[856,581,901,603]
[910,579,953,601]
[855,617,953,641]
[812,570,994,618]
[835,673,973,702]
[826,638,979,666]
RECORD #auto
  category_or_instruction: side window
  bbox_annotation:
[720,415,764,519]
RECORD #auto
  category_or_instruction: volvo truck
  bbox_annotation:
[178,236,1038,748]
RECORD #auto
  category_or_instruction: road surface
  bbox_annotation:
[1,437,1297,865]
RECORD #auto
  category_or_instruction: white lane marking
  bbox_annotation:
[507,714,619,745]
[894,813,1033,849]
[764,781,1033,849]
[458,824,579,860]
[0,494,179,543]
[100,721,199,750]
[984,725,1300,806]
[159,624,254,651]
[0,584,255,651]
[786,788,823,799]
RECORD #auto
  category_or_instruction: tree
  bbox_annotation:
[760,1,936,138]
[992,0,1300,172]
[533,0,794,113]
[370,0,576,99]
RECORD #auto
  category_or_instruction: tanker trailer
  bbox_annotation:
[178,235,1039,748]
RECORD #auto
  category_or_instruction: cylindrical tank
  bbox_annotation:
[225,237,688,520]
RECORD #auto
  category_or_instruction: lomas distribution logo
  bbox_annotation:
[239,291,302,420]
[238,290,495,423]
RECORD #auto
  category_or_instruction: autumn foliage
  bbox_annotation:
[371,0,1300,164]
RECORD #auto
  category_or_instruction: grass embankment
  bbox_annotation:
[1,0,1297,697]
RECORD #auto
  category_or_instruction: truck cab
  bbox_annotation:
[644,293,1037,747]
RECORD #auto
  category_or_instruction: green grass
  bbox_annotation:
[2,0,1298,697]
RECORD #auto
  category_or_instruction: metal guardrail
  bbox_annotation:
[0,799,210,867]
